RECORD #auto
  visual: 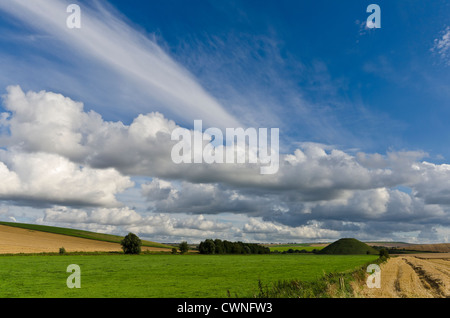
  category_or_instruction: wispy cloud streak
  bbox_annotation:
[0,0,239,129]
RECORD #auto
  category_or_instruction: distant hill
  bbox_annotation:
[0,221,171,249]
[319,238,379,255]
[367,241,450,253]
[405,243,450,253]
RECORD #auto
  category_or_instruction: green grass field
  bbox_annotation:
[0,253,378,298]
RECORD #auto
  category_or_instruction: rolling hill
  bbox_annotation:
[319,238,379,255]
[0,221,171,250]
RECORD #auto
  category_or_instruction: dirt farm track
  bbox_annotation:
[0,225,168,254]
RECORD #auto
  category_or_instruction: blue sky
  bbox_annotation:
[1,1,449,156]
[0,0,449,243]
[102,0,450,156]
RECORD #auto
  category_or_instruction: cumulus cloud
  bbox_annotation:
[44,206,142,225]
[42,204,340,243]
[242,218,339,241]
[411,161,450,205]
[1,86,450,242]
[139,176,450,243]
[1,85,178,175]
[126,213,235,242]
[0,150,133,207]
[2,86,430,197]
[141,179,264,215]
[42,206,234,242]
[0,2,448,244]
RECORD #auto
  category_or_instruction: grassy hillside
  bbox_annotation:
[0,221,171,249]
[319,238,379,255]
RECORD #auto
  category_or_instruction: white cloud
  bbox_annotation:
[115,213,234,241]
[431,26,450,65]
[0,150,133,207]
[1,86,450,242]
[242,218,339,241]
[141,179,262,214]
[410,161,450,205]
[44,207,88,223]
[2,85,95,160]
[1,85,179,176]
[355,19,377,37]
[40,205,236,242]
[44,206,142,225]
[0,2,448,244]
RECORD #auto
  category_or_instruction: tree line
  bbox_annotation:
[198,239,270,254]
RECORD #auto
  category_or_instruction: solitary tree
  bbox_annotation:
[121,232,142,254]
[179,241,189,254]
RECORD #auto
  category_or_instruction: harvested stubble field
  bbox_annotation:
[0,225,170,254]
[355,254,450,298]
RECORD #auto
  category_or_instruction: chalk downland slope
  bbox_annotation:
[0,222,172,254]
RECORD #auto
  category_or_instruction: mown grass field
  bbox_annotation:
[0,253,378,298]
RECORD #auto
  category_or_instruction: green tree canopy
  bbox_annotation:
[121,232,142,254]
[179,241,189,254]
